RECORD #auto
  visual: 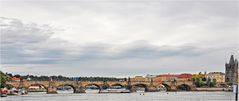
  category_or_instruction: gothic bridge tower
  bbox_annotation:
[225,55,238,85]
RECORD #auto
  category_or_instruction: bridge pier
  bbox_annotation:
[147,86,158,92]
[47,87,57,94]
[169,86,177,91]
[74,86,86,93]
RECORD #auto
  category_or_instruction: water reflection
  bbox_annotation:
[57,86,74,93]
[1,92,235,101]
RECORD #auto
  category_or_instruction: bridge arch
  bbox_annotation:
[157,84,168,91]
[177,84,191,91]
[132,83,148,92]
[111,83,125,88]
[161,83,171,91]
[85,83,101,89]
[57,84,76,93]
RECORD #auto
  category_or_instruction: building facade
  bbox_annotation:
[153,73,192,82]
[225,55,238,85]
[130,76,150,82]
[206,72,225,83]
[177,73,192,81]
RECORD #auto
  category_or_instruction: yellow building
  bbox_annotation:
[130,76,150,82]
[206,72,225,83]
[153,74,178,82]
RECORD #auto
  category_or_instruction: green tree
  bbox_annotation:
[212,79,217,86]
[202,77,207,81]
[195,78,201,87]
[0,71,7,88]
[207,78,211,87]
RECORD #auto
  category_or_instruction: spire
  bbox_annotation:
[235,59,238,66]
[229,55,235,64]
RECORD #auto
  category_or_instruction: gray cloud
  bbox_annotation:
[0,0,238,76]
[1,17,213,65]
[0,17,53,44]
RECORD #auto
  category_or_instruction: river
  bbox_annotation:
[1,92,237,101]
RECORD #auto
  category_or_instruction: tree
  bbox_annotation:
[207,78,211,87]
[14,74,21,78]
[0,71,7,88]
[202,77,207,81]
[195,78,201,87]
[212,79,217,86]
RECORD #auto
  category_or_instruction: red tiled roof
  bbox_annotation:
[10,77,21,81]
[177,74,192,79]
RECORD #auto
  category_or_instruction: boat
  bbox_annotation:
[8,88,19,95]
[99,88,130,93]
[1,93,7,97]
[85,89,99,93]
[85,85,100,93]
[0,88,8,97]
[135,88,145,93]
[99,89,108,93]
[19,89,27,95]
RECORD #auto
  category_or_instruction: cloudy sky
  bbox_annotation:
[0,0,238,77]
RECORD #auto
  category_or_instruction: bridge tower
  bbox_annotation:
[74,80,85,93]
[126,77,132,92]
[18,78,28,93]
[47,78,57,94]
[170,79,178,91]
[147,78,157,92]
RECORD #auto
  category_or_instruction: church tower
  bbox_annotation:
[225,55,238,85]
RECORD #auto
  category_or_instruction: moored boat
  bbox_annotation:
[0,88,8,97]
[99,88,130,93]
[85,89,99,93]
[135,88,145,93]
[8,88,19,95]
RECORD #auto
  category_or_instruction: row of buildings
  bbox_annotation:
[130,72,225,84]
[130,55,238,86]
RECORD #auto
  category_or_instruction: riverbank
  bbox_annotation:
[194,87,231,91]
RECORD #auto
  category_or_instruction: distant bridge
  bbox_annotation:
[6,80,194,94]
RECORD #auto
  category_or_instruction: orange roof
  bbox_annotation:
[10,77,21,81]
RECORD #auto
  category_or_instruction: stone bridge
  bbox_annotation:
[6,80,194,94]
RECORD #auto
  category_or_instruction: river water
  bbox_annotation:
[1,92,237,101]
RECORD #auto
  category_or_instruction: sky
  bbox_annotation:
[0,0,238,77]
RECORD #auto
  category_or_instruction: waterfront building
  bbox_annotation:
[225,55,238,85]
[206,72,225,83]
[9,77,21,82]
[154,74,178,82]
[130,76,150,82]
[153,73,192,82]
[177,73,192,81]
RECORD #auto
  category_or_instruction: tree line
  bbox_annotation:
[3,72,126,82]
[192,74,217,87]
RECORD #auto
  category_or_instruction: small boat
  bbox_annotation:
[121,89,130,93]
[99,89,109,93]
[136,88,145,93]
[99,88,130,93]
[1,93,7,97]
[85,89,100,93]
[19,89,27,95]
[1,88,8,97]
[8,88,19,95]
